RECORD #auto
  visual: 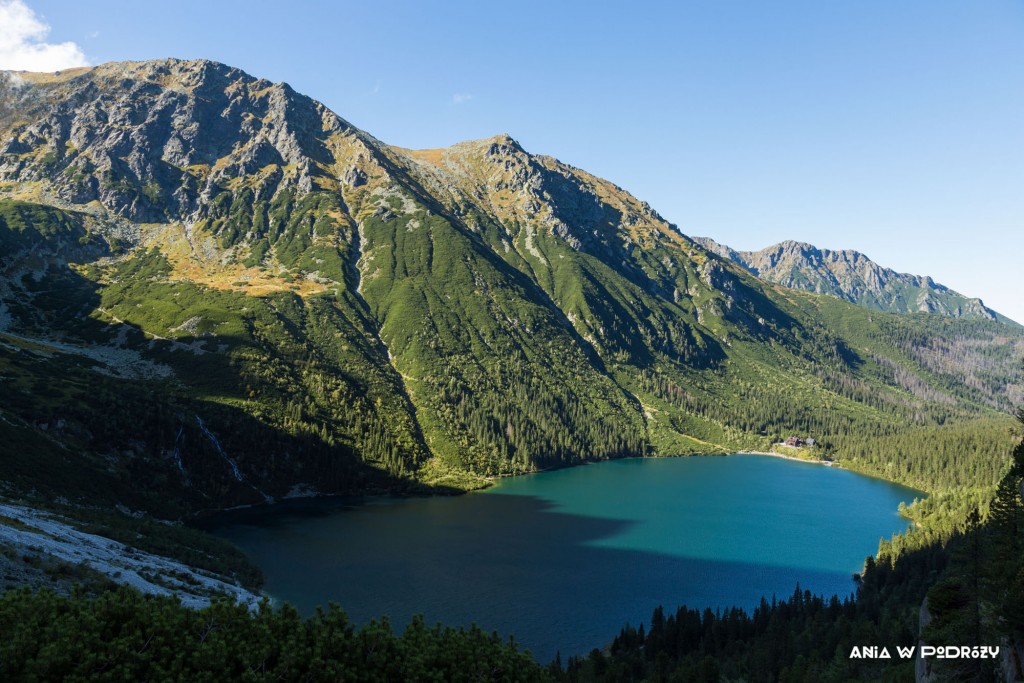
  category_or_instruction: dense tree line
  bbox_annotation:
[0,587,549,682]
[834,418,1016,493]
[432,359,647,475]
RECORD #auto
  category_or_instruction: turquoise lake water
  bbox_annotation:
[203,455,922,662]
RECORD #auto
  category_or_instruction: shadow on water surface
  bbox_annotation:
[203,490,858,663]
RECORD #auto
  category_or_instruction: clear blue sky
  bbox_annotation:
[15,0,1024,323]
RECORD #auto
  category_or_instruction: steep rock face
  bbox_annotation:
[0,61,369,221]
[694,236,1012,324]
[0,58,1021,515]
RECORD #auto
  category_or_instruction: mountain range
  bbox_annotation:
[0,58,1020,527]
[693,236,1014,325]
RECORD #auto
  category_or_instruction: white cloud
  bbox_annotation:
[0,0,88,72]
[452,93,474,105]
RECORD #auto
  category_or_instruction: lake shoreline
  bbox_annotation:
[733,450,836,467]
[193,449,927,524]
[731,451,929,501]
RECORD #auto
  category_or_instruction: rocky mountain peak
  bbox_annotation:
[390,131,681,262]
[484,133,523,156]
[0,58,356,222]
[694,236,1012,324]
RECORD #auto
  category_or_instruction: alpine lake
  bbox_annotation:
[201,454,922,662]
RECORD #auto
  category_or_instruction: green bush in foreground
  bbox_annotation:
[0,586,549,682]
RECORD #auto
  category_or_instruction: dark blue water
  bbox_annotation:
[204,455,921,662]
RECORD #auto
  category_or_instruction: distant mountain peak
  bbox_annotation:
[694,236,1014,325]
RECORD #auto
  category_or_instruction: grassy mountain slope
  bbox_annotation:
[0,58,1020,522]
